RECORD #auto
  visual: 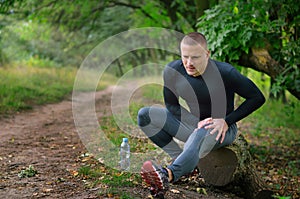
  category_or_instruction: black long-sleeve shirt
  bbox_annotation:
[163,59,265,126]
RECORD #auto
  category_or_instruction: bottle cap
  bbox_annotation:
[123,138,128,142]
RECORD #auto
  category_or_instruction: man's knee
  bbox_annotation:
[137,107,151,127]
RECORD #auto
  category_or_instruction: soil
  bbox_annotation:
[0,86,243,199]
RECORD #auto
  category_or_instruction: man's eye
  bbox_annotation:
[182,56,200,60]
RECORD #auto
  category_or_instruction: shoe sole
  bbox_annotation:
[141,160,164,191]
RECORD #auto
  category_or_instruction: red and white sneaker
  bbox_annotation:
[141,160,169,198]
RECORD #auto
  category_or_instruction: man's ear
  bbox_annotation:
[206,50,210,58]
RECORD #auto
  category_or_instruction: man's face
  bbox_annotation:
[180,43,209,77]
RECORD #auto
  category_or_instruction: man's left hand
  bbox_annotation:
[204,118,228,143]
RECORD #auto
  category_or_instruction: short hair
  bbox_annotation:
[181,32,207,50]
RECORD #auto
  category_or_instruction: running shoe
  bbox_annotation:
[141,160,169,198]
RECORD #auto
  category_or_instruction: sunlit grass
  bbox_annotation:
[73,69,118,91]
[245,98,300,130]
[77,162,139,199]
[0,65,76,113]
[141,84,163,103]
[0,64,117,114]
[100,102,157,154]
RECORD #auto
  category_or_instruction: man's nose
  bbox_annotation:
[187,57,193,65]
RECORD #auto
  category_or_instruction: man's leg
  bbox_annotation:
[137,106,196,159]
[167,124,237,182]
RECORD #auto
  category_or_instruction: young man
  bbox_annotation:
[137,32,265,197]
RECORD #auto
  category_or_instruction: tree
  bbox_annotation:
[197,0,299,99]
[0,0,133,67]
[1,0,299,99]
[0,0,211,68]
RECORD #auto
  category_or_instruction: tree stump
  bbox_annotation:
[198,134,274,199]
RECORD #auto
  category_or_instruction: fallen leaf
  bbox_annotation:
[170,189,180,194]
[196,187,207,195]
[43,188,53,192]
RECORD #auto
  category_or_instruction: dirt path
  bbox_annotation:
[0,86,241,199]
[0,87,116,199]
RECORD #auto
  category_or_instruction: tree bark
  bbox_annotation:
[239,47,300,100]
[194,0,209,18]
[198,134,274,199]
[239,48,283,80]
[115,58,123,76]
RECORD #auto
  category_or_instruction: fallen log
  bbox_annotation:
[198,134,274,199]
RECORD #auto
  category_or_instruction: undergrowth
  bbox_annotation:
[0,65,76,114]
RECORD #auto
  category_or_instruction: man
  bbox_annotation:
[137,32,265,198]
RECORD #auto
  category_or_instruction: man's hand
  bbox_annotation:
[204,118,228,143]
[196,118,229,143]
[196,117,213,129]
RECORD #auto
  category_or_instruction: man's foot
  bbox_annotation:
[141,160,169,198]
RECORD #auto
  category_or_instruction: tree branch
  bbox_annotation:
[107,1,161,25]
[239,47,300,100]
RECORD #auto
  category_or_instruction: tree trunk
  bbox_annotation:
[198,134,274,199]
[194,0,209,18]
[239,47,300,100]
[115,58,124,76]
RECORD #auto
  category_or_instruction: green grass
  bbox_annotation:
[0,65,76,114]
[100,102,157,154]
[18,165,38,178]
[77,161,140,199]
[73,69,118,91]
[141,84,163,103]
[0,64,117,114]
[245,99,300,130]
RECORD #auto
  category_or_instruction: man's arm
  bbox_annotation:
[225,68,266,126]
[202,67,265,143]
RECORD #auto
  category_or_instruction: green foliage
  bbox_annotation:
[78,166,93,176]
[0,18,87,67]
[100,113,156,154]
[0,63,117,114]
[18,165,37,178]
[131,1,170,28]
[246,97,300,129]
[0,65,76,114]
[197,0,299,97]
[141,84,163,103]
[77,160,139,199]
[100,170,137,187]
[273,196,291,199]
[271,39,300,97]
[197,0,277,61]
[0,0,134,68]
[0,0,24,13]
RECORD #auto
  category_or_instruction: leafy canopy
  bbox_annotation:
[197,0,299,96]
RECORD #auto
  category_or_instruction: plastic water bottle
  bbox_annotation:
[120,138,130,171]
